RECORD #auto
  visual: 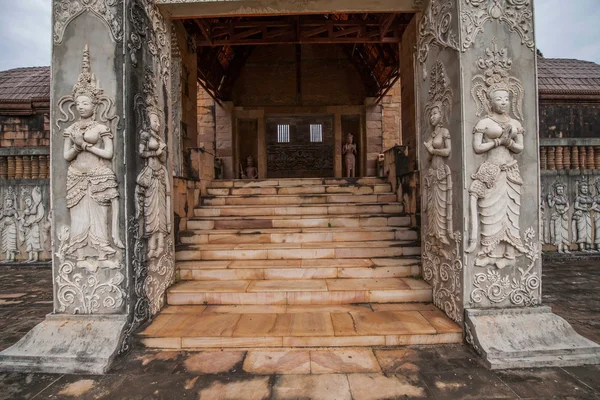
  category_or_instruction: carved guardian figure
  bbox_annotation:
[466,40,527,269]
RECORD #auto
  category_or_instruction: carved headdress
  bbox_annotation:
[425,61,453,125]
[143,69,162,119]
[552,179,566,192]
[576,175,591,195]
[4,187,16,207]
[471,39,524,120]
[72,45,104,103]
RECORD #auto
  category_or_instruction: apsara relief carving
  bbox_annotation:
[572,176,594,252]
[461,0,535,51]
[19,187,47,263]
[421,61,462,323]
[55,45,126,314]
[466,39,527,270]
[547,179,570,253]
[53,0,123,44]
[418,0,459,66]
[0,187,20,263]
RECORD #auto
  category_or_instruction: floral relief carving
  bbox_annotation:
[418,0,459,65]
[55,45,126,314]
[471,227,540,306]
[128,0,171,85]
[461,0,535,51]
[466,39,527,270]
[53,0,123,44]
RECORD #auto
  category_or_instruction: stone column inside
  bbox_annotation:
[416,0,599,369]
[0,0,177,374]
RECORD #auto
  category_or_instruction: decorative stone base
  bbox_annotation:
[465,306,600,369]
[0,314,128,374]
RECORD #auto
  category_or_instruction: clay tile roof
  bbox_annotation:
[537,58,600,95]
[0,66,50,102]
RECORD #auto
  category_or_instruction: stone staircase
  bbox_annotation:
[139,178,462,349]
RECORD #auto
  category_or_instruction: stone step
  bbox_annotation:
[193,203,404,218]
[187,214,412,231]
[175,241,421,261]
[208,177,388,189]
[202,193,397,206]
[138,304,462,349]
[166,277,433,306]
[180,227,418,245]
[177,257,421,281]
[208,184,392,196]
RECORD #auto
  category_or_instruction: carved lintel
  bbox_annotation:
[53,0,124,45]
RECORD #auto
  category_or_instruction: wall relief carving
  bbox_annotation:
[461,0,535,52]
[53,0,123,44]
[466,39,527,270]
[418,0,459,66]
[421,61,462,323]
[572,176,594,252]
[128,0,171,85]
[547,179,570,253]
[55,45,126,314]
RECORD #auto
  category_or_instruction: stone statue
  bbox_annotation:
[466,41,526,269]
[59,45,124,266]
[547,180,570,253]
[245,156,258,179]
[0,188,19,262]
[135,70,172,260]
[19,187,46,262]
[423,61,453,252]
[214,157,224,179]
[572,178,594,252]
[343,133,357,178]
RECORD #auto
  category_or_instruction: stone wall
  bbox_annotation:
[540,101,600,139]
[0,114,50,148]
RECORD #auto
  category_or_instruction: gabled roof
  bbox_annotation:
[0,67,50,102]
[538,58,600,99]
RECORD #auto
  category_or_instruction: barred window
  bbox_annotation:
[310,124,323,142]
[277,124,290,143]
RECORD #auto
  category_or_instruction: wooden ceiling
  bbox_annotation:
[183,13,412,104]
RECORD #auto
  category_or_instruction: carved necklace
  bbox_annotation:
[431,124,444,137]
[489,115,510,128]
[74,119,97,132]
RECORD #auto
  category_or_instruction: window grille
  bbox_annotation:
[277,124,290,143]
[310,124,323,143]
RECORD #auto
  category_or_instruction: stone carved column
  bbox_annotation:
[579,146,587,169]
[6,156,15,179]
[571,146,579,169]
[595,147,600,169]
[416,0,600,368]
[0,0,176,374]
[22,156,32,179]
[31,156,40,179]
[587,147,595,169]
[563,146,571,170]
[555,146,564,170]
[14,157,23,179]
[540,147,547,170]
[0,157,7,179]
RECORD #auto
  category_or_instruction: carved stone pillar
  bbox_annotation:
[31,156,40,179]
[547,147,556,170]
[22,156,32,179]
[555,146,563,170]
[0,157,7,179]
[14,156,23,179]
[586,147,595,169]
[571,146,580,169]
[416,0,599,369]
[563,146,571,170]
[595,147,600,169]
[6,156,15,179]
[0,0,175,374]
[540,147,547,170]
[579,146,587,169]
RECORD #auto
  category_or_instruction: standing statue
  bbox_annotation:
[58,45,124,265]
[547,181,570,253]
[466,41,526,269]
[0,188,19,263]
[343,133,357,178]
[572,178,594,252]
[19,187,46,262]
[245,155,258,179]
[135,70,172,260]
[423,62,453,252]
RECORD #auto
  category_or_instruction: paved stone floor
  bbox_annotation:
[0,257,598,399]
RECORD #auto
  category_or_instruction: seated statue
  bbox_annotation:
[245,155,258,179]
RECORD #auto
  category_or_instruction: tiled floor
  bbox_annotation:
[0,256,599,399]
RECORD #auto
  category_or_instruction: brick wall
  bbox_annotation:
[0,113,50,148]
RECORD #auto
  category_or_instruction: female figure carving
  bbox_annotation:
[572,179,593,251]
[135,71,171,260]
[0,189,19,262]
[423,62,453,251]
[547,181,570,253]
[593,179,600,251]
[466,42,526,269]
[343,133,357,178]
[60,45,124,264]
[20,187,46,262]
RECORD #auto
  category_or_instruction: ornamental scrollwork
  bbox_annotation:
[53,0,123,44]
[470,227,541,306]
[461,0,535,51]
[418,0,459,65]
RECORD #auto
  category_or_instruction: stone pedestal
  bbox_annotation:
[416,0,599,368]
[0,0,176,374]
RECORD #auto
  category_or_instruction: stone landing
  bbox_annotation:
[140,178,462,349]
